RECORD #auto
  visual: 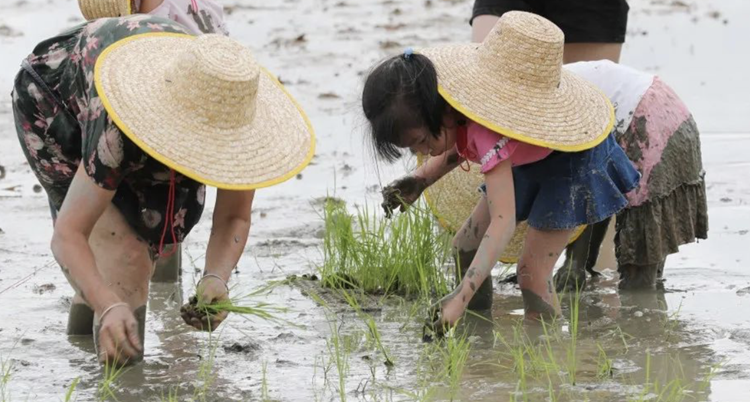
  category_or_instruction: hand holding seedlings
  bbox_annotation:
[97,303,142,366]
[381,175,428,217]
[423,288,466,341]
[181,274,230,332]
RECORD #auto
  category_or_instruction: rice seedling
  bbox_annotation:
[63,377,80,402]
[596,343,614,380]
[565,287,582,386]
[325,315,350,402]
[181,275,291,327]
[159,387,179,402]
[418,326,472,401]
[0,352,13,402]
[97,361,129,402]
[261,360,271,401]
[318,198,452,300]
[338,289,394,367]
[192,329,221,402]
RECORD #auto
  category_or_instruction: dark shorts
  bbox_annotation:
[471,0,629,43]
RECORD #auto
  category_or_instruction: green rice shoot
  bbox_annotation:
[318,198,452,300]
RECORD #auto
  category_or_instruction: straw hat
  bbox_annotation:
[78,0,132,20]
[418,155,586,264]
[94,33,315,189]
[420,11,614,152]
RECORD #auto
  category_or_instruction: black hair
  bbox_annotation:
[362,53,446,163]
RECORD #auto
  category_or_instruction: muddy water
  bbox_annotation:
[1,0,750,401]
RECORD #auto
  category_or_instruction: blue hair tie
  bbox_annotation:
[403,47,414,59]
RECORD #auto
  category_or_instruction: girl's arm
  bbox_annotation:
[184,188,255,331]
[414,146,463,186]
[382,148,463,215]
[438,159,517,324]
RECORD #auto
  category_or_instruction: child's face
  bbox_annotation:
[398,109,461,157]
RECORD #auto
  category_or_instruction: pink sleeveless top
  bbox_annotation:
[456,121,553,173]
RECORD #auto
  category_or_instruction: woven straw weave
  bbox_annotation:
[420,11,614,152]
[79,0,132,20]
[95,33,314,189]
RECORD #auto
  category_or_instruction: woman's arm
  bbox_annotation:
[184,188,255,331]
[203,189,255,282]
[52,165,120,313]
[438,159,517,324]
[52,164,142,361]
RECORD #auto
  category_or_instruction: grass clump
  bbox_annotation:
[319,199,452,299]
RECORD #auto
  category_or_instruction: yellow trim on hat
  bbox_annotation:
[437,85,616,152]
[94,32,316,190]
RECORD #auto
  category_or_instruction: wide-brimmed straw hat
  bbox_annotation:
[95,33,315,189]
[420,11,614,151]
[78,0,132,20]
[418,155,586,264]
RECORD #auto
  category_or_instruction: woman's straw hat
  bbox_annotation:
[78,0,132,20]
[420,11,614,151]
[95,33,315,189]
[418,155,585,264]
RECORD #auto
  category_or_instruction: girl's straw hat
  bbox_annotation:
[95,33,315,189]
[78,0,132,20]
[418,156,585,264]
[420,11,614,151]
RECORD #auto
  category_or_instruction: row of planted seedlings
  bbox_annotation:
[312,198,476,400]
[315,198,723,401]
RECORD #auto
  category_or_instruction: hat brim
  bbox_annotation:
[417,155,586,264]
[419,44,614,152]
[95,33,315,190]
[78,0,132,20]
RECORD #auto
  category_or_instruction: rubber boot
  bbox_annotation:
[554,217,612,293]
[456,249,493,310]
[151,243,182,283]
[67,302,95,335]
[618,263,659,290]
[94,305,147,366]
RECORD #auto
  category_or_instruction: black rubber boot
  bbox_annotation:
[554,217,611,293]
[456,249,493,311]
[67,303,95,335]
[151,243,182,282]
[618,263,661,290]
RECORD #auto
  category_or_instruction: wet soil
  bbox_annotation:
[1,0,750,401]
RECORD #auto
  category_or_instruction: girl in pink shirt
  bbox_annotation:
[363,13,640,331]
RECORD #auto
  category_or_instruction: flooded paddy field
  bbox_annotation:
[1,0,749,400]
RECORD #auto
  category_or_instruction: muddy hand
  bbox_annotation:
[98,305,142,366]
[181,276,229,332]
[381,175,428,217]
[423,291,466,341]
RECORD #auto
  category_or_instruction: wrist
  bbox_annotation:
[90,289,122,315]
[199,272,230,294]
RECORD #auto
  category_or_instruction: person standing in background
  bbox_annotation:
[470,0,629,62]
